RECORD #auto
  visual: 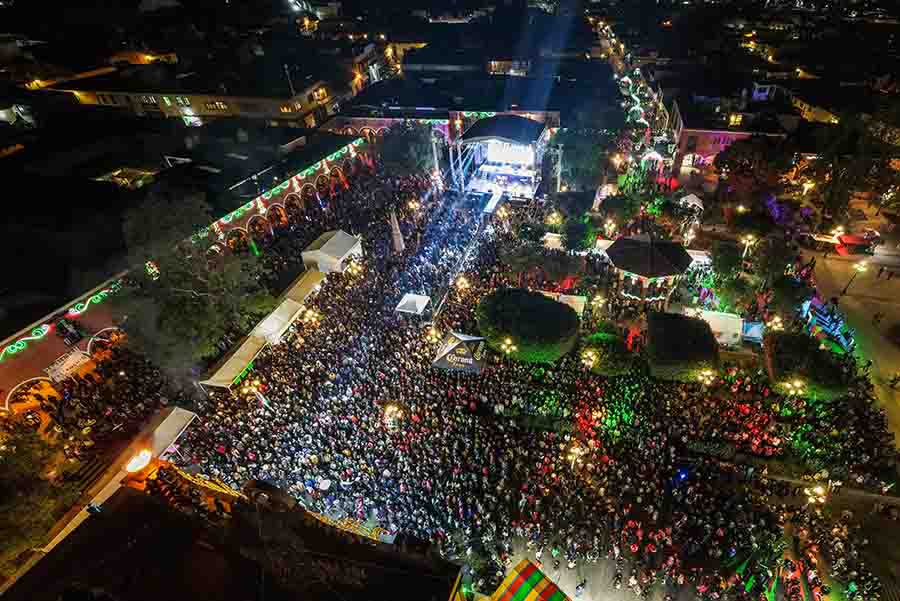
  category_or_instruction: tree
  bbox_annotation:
[646,312,719,381]
[714,136,793,202]
[763,331,847,399]
[549,128,614,192]
[710,241,742,279]
[752,238,794,285]
[477,288,580,363]
[379,121,434,177]
[122,183,213,267]
[112,249,277,375]
[556,191,595,219]
[562,218,595,253]
[0,424,79,577]
[583,332,635,376]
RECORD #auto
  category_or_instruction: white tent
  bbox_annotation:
[153,406,199,459]
[199,334,268,390]
[683,308,743,346]
[302,230,363,273]
[686,249,711,267]
[254,298,304,344]
[679,193,704,212]
[395,293,431,315]
[44,349,92,383]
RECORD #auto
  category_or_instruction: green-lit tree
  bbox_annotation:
[713,135,793,202]
[562,218,596,253]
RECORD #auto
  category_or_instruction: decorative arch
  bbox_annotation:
[86,326,124,355]
[3,376,53,411]
[343,126,357,135]
[361,127,375,143]
[247,214,272,242]
[376,127,389,137]
[267,204,289,228]
[225,227,250,252]
[284,193,305,220]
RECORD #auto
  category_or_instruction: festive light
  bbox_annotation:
[426,326,441,344]
[302,308,321,326]
[546,211,563,226]
[767,315,784,331]
[0,325,53,364]
[581,349,598,369]
[500,337,518,356]
[802,181,815,194]
[783,379,806,396]
[455,275,471,291]
[67,281,123,318]
[697,369,716,386]
[736,204,748,213]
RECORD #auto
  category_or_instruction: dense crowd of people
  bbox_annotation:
[160,159,896,601]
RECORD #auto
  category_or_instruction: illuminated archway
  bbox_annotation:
[267,204,289,228]
[225,228,250,252]
[247,215,271,242]
[376,127,388,137]
[343,127,357,136]
[315,173,330,197]
[86,326,124,356]
[284,193,304,220]
[3,376,54,411]
[361,127,375,143]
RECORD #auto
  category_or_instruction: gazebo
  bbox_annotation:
[605,234,692,303]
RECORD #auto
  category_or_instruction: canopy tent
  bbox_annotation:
[302,230,363,273]
[679,193,704,212]
[254,298,304,344]
[606,234,693,278]
[153,407,199,460]
[686,249,711,267]
[433,332,487,374]
[395,293,431,315]
[490,560,571,601]
[285,268,326,304]
[460,115,546,146]
[199,334,267,390]
[683,308,743,346]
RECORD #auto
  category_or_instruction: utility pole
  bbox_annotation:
[283,64,296,97]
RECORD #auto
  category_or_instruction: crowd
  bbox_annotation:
[161,162,899,601]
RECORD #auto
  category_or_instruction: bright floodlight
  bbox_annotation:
[125,449,152,473]
[486,140,534,166]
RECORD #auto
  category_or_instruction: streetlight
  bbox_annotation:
[302,308,321,325]
[426,326,441,344]
[125,449,153,473]
[546,211,563,227]
[347,260,364,276]
[736,204,748,214]
[604,219,616,237]
[581,349,598,369]
[741,234,757,258]
[383,403,404,430]
[500,337,518,357]
[697,369,715,386]
[767,315,784,331]
[784,379,806,397]
[841,261,867,296]
[567,444,585,469]
[455,275,470,291]
[802,181,815,195]
[803,484,827,505]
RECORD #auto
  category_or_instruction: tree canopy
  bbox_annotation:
[122,183,213,268]
[550,128,614,192]
[646,312,719,381]
[562,218,596,253]
[379,121,435,177]
[477,288,579,363]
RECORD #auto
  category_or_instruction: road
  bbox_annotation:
[808,248,900,444]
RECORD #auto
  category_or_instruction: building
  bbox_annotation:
[669,95,788,173]
[49,63,337,128]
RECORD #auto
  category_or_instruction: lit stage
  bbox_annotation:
[457,115,548,201]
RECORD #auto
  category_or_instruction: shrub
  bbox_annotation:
[584,332,635,376]
[763,331,847,399]
[477,288,579,363]
[646,312,719,381]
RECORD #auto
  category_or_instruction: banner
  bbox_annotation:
[432,332,486,374]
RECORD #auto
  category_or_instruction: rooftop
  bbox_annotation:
[461,114,546,146]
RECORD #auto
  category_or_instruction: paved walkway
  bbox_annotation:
[807,250,900,444]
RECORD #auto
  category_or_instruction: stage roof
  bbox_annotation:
[461,115,545,146]
[606,234,693,279]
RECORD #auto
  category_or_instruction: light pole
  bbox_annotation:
[500,337,518,359]
[741,234,757,258]
[841,261,867,296]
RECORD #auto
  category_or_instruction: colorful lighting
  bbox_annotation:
[67,281,123,318]
[0,325,53,364]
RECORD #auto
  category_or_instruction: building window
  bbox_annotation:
[304,113,316,128]
[686,136,698,152]
[280,105,294,113]
[176,96,191,107]
[205,100,229,111]
[729,113,743,127]
[141,95,159,105]
[163,96,172,106]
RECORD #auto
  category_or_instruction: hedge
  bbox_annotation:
[646,312,719,381]
[763,331,847,400]
[583,332,635,376]
[477,288,579,363]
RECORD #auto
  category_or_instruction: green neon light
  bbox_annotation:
[67,281,123,317]
[232,360,255,386]
[0,325,52,364]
